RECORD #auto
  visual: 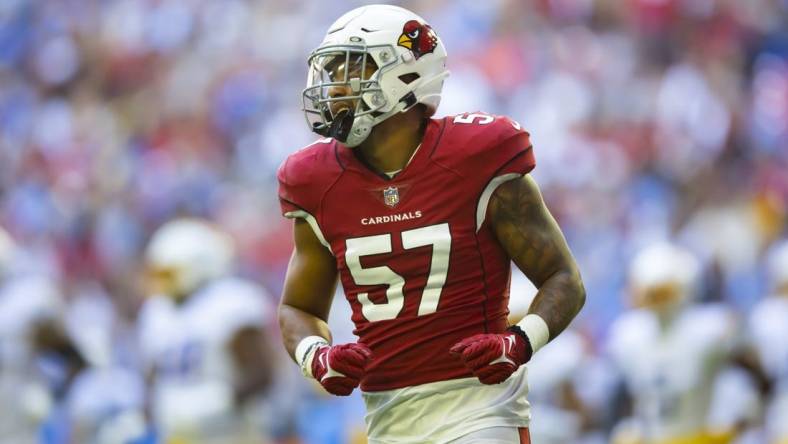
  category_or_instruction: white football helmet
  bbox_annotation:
[303,5,449,147]
[628,242,701,311]
[145,218,235,298]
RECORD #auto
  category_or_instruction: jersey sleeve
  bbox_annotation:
[277,156,309,218]
[435,113,536,232]
[276,140,341,251]
[477,119,536,231]
[435,113,535,181]
[0,276,63,338]
[136,297,173,369]
[494,118,535,176]
[476,115,535,178]
[276,138,343,219]
[199,278,271,344]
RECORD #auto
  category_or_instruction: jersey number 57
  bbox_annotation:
[345,223,451,322]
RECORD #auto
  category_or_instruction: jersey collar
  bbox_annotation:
[335,118,444,182]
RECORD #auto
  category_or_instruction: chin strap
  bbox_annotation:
[313,108,356,143]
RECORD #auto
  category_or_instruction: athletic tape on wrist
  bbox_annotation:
[516,314,550,354]
[295,336,329,378]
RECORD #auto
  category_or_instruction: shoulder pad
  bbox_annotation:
[431,112,535,180]
[194,278,271,333]
[277,138,343,218]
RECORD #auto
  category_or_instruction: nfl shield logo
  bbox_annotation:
[383,186,400,207]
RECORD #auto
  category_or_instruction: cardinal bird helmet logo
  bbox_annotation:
[397,20,438,60]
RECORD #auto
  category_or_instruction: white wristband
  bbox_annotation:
[516,314,550,354]
[294,336,329,378]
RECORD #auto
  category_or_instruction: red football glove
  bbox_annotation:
[450,330,532,384]
[311,343,372,396]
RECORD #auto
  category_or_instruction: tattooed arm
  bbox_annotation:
[489,174,585,341]
[449,174,584,383]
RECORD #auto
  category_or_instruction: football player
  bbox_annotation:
[748,239,788,444]
[276,5,585,443]
[1,228,148,444]
[138,218,275,444]
[606,242,737,444]
[0,228,78,443]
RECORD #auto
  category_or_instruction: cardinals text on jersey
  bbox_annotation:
[278,112,534,391]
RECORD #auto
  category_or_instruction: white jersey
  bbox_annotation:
[525,330,585,444]
[748,296,788,381]
[0,275,63,365]
[64,366,148,444]
[137,277,271,439]
[748,296,788,441]
[606,304,735,441]
[0,275,63,443]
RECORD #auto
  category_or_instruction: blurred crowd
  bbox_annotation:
[0,0,786,443]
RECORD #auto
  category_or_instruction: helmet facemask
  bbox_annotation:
[303,5,450,147]
[303,44,401,147]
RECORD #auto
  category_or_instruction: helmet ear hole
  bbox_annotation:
[398,73,420,84]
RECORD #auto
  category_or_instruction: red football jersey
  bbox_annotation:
[278,112,535,391]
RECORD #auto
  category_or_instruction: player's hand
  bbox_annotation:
[311,343,372,396]
[450,331,532,384]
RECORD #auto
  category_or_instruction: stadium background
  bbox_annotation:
[0,0,786,443]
